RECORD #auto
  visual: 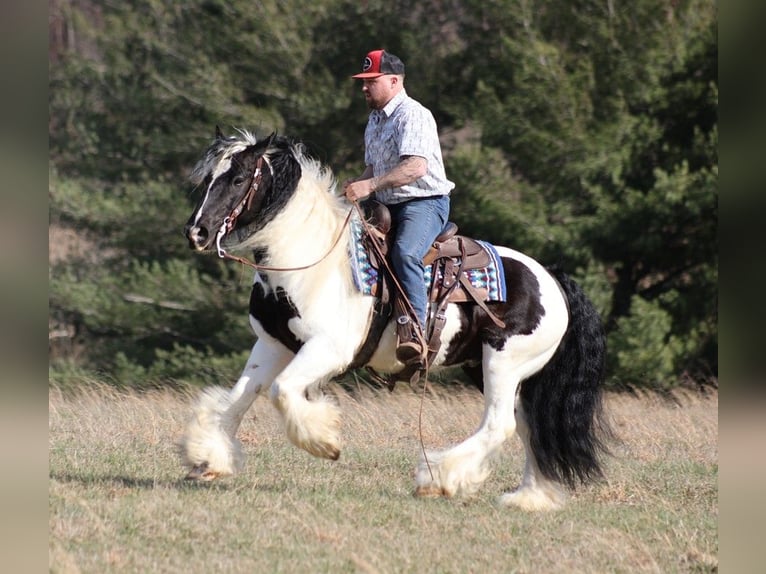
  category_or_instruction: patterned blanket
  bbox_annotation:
[348,220,507,302]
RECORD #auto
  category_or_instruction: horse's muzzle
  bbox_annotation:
[184,223,209,251]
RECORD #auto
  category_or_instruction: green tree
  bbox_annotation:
[581,18,718,384]
[446,0,717,387]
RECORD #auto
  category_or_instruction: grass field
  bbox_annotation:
[49,383,718,573]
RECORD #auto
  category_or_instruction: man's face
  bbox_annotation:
[361,75,398,110]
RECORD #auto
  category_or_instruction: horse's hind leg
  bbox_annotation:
[414,347,521,498]
[179,339,292,480]
[497,401,566,510]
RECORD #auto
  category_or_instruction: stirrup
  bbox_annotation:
[394,312,426,364]
[396,339,425,365]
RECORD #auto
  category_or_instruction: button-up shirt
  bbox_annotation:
[364,89,455,204]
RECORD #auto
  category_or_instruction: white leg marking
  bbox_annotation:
[415,347,520,497]
[269,337,348,460]
[179,340,292,477]
[415,312,564,501]
[497,401,567,511]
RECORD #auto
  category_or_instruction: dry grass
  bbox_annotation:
[49,383,718,573]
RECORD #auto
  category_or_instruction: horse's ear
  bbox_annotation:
[265,131,277,146]
[215,125,224,140]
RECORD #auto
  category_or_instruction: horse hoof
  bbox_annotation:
[303,441,340,460]
[414,485,447,498]
[316,445,340,461]
[185,463,221,482]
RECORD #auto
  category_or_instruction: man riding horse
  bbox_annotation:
[343,49,453,368]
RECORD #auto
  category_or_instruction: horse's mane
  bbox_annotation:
[294,147,340,200]
[190,130,339,200]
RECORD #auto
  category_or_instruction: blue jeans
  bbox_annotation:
[387,195,450,330]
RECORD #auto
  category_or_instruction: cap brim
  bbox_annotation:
[351,72,385,79]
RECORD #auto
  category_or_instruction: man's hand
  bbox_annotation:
[343,178,376,202]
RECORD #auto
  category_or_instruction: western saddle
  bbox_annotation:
[349,200,505,387]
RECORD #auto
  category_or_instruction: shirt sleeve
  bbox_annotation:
[396,105,439,160]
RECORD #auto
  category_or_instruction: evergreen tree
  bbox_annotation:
[49,0,717,389]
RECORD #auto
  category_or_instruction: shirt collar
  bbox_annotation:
[380,88,407,118]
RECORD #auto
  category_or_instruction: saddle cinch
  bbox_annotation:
[350,200,506,386]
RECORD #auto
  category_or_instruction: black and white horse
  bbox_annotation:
[180,129,609,510]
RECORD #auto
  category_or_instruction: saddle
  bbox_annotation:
[349,200,505,387]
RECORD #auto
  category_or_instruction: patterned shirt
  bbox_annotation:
[364,89,455,204]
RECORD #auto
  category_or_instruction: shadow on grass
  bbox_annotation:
[49,471,236,491]
[49,470,301,495]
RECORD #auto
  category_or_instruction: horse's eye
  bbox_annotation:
[233,176,246,187]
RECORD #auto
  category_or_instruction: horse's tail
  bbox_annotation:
[518,268,611,489]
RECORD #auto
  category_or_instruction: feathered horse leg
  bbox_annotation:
[269,337,350,460]
[179,339,293,480]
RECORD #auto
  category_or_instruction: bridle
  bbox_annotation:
[213,154,355,273]
[215,155,269,259]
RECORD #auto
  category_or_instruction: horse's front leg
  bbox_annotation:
[269,336,348,460]
[179,338,293,480]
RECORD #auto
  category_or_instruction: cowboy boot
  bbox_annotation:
[394,298,426,365]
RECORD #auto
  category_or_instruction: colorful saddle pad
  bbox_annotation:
[348,220,507,302]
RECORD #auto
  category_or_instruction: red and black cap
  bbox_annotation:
[351,50,406,79]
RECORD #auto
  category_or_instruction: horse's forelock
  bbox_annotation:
[190,129,258,185]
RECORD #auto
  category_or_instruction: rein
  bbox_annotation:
[218,208,355,272]
[349,202,434,481]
